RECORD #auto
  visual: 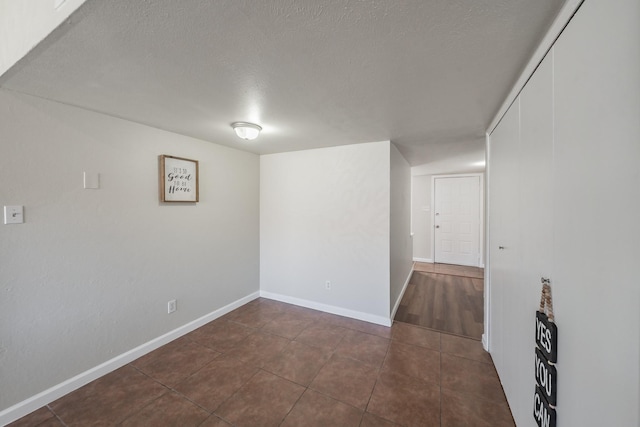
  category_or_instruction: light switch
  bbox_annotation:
[84,172,100,189]
[4,206,24,224]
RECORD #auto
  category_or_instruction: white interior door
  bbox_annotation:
[434,176,481,266]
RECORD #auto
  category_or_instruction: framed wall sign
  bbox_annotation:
[159,155,199,202]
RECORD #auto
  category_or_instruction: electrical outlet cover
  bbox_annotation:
[168,299,177,314]
[4,206,24,224]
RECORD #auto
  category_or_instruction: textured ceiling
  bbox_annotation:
[0,0,565,168]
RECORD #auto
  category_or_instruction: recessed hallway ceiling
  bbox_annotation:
[0,0,565,168]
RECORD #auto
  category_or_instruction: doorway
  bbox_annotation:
[433,175,483,267]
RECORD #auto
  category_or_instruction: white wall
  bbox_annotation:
[487,0,640,425]
[0,90,260,415]
[411,174,432,262]
[260,141,391,324]
[0,0,87,78]
[389,144,412,314]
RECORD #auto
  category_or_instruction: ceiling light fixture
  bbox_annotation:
[231,122,262,140]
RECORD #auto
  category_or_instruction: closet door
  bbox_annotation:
[488,97,520,381]
[552,0,640,424]
[489,55,553,422]
[512,52,554,425]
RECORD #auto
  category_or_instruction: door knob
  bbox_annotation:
[435,225,440,228]
[498,246,505,250]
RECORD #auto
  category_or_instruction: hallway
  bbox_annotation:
[395,263,484,340]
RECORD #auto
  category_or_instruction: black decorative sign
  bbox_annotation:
[534,386,557,427]
[534,347,557,406]
[535,311,558,363]
[534,278,558,427]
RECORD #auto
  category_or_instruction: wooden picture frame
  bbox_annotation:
[159,155,199,202]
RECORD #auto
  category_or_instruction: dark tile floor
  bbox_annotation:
[9,298,514,427]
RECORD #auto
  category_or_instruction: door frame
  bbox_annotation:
[431,173,485,268]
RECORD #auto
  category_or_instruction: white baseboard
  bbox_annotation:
[413,257,433,263]
[0,292,260,426]
[391,268,413,320]
[259,291,392,327]
[482,333,489,352]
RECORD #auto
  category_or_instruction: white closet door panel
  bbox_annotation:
[488,97,520,386]
[512,52,554,426]
[552,0,640,425]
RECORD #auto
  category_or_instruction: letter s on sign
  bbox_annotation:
[544,329,552,353]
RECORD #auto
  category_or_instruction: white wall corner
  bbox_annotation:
[259,291,392,327]
[390,267,414,320]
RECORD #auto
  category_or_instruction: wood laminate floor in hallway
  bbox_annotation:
[394,262,485,340]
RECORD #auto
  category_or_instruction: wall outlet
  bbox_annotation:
[325,280,331,290]
[167,299,177,314]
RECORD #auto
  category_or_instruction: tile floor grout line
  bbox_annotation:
[46,404,69,427]
[127,358,231,421]
[116,390,170,426]
[363,348,387,412]
[209,367,263,423]
[275,375,308,427]
[169,389,214,417]
[298,387,365,416]
[358,328,396,426]
[113,364,183,425]
[302,341,338,393]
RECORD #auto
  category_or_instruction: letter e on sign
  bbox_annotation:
[535,311,558,363]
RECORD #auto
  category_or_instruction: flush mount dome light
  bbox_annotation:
[231,122,262,140]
